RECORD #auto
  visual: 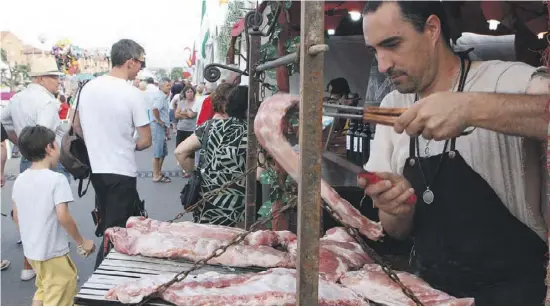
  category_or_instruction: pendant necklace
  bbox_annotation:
[414,56,468,204]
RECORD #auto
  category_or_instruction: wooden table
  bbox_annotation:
[75,250,263,306]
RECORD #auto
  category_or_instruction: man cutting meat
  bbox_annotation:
[360,1,549,305]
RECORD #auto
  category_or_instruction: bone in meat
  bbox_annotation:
[339,264,475,306]
[105,226,295,268]
[254,93,383,241]
[105,268,369,306]
[286,227,373,281]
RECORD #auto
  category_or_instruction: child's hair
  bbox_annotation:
[18,125,56,162]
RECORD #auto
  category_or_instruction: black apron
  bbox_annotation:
[403,54,548,305]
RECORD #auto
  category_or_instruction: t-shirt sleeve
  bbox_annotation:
[364,94,396,173]
[131,89,151,128]
[53,174,74,205]
[194,121,209,145]
[1,124,7,142]
[152,93,164,111]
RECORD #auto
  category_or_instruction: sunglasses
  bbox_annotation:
[133,58,146,69]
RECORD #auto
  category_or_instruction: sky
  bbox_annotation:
[0,0,202,69]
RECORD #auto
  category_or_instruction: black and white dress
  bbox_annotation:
[193,118,247,226]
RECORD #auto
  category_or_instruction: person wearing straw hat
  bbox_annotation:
[1,57,70,282]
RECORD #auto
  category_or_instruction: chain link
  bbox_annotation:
[138,197,297,305]
[322,204,424,306]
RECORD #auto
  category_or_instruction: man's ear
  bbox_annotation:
[424,14,443,47]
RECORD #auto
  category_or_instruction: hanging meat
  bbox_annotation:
[254,93,384,241]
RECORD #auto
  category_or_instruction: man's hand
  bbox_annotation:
[358,172,416,216]
[394,92,471,140]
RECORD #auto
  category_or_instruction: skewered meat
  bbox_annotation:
[254,93,384,241]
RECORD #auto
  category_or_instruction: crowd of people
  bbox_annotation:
[0,37,250,305]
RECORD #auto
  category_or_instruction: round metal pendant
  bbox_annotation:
[422,189,435,204]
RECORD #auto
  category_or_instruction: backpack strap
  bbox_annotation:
[78,177,91,198]
[69,80,90,136]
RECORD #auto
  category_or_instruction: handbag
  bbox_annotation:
[180,120,213,210]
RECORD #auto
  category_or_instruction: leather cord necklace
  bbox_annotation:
[414,55,471,205]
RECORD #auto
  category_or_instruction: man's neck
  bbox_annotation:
[109,67,129,81]
[418,49,461,99]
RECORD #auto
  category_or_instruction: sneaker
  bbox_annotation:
[20,269,36,281]
[16,240,21,245]
[1,260,10,271]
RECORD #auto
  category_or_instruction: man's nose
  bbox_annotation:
[376,54,393,74]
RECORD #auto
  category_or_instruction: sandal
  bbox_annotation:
[1,260,10,271]
[153,176,171,183]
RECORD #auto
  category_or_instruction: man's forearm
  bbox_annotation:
[378,209,414,240]
[466,92,549,141]
[152,109,163,125]
[6,130,17,145]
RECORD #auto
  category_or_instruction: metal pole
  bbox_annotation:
[255,52,298,72]
[297,1,325,305]
[244,35,261,230]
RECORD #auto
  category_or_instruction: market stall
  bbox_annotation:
[75,1,550,306]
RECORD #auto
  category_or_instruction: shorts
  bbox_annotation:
[28,254,78,305]
[169,109,175,123]
[151,122,168,158]
[176,130,195,159]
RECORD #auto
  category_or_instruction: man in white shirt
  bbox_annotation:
[1,58,70,281]
[73,39,151,269]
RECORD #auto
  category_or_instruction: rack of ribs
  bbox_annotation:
[254,93,384,241]
[339,264,475,306]
[105,268,368,306]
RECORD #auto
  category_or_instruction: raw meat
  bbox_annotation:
[105,268,368,306]
[105,226,295,268]
[254,93,384,241]
[287,227,373,281]
[339,264,475,306]
[125,217,297,248]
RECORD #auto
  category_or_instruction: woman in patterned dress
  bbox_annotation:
[174,85,248,226]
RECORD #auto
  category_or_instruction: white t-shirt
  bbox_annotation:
[13,169,74,261]
[79,75,150,177]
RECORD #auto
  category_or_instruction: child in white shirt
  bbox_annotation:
[12,125,95,306]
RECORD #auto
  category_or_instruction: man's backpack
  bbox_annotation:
[60,80,91,197]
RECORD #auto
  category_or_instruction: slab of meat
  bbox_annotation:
[125,217,297,248]
[339,264,475,306]
[254,93,383,241]
[105,226,295,268]
[287,227,373,282]
[105,268,368,306]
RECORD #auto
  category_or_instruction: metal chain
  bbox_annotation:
[138,197,297,305]
[322,203,424,306]
[167,165,259,223]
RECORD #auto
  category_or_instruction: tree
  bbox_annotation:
[170,67,184,81]
[155,68,168,80]
[0,48,30,91]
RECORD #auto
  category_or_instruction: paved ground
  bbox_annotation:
[1,140,190,305]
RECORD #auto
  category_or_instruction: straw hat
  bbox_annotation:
[28,58,64,77]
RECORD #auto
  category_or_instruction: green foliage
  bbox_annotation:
[155,68,168,80]
[170,67,184,81]
[1,48,30,91]
[216,1,246,63]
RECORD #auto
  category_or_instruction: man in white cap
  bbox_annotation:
[1,57,68,282]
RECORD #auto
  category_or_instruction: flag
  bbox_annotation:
[201,0,207,25]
